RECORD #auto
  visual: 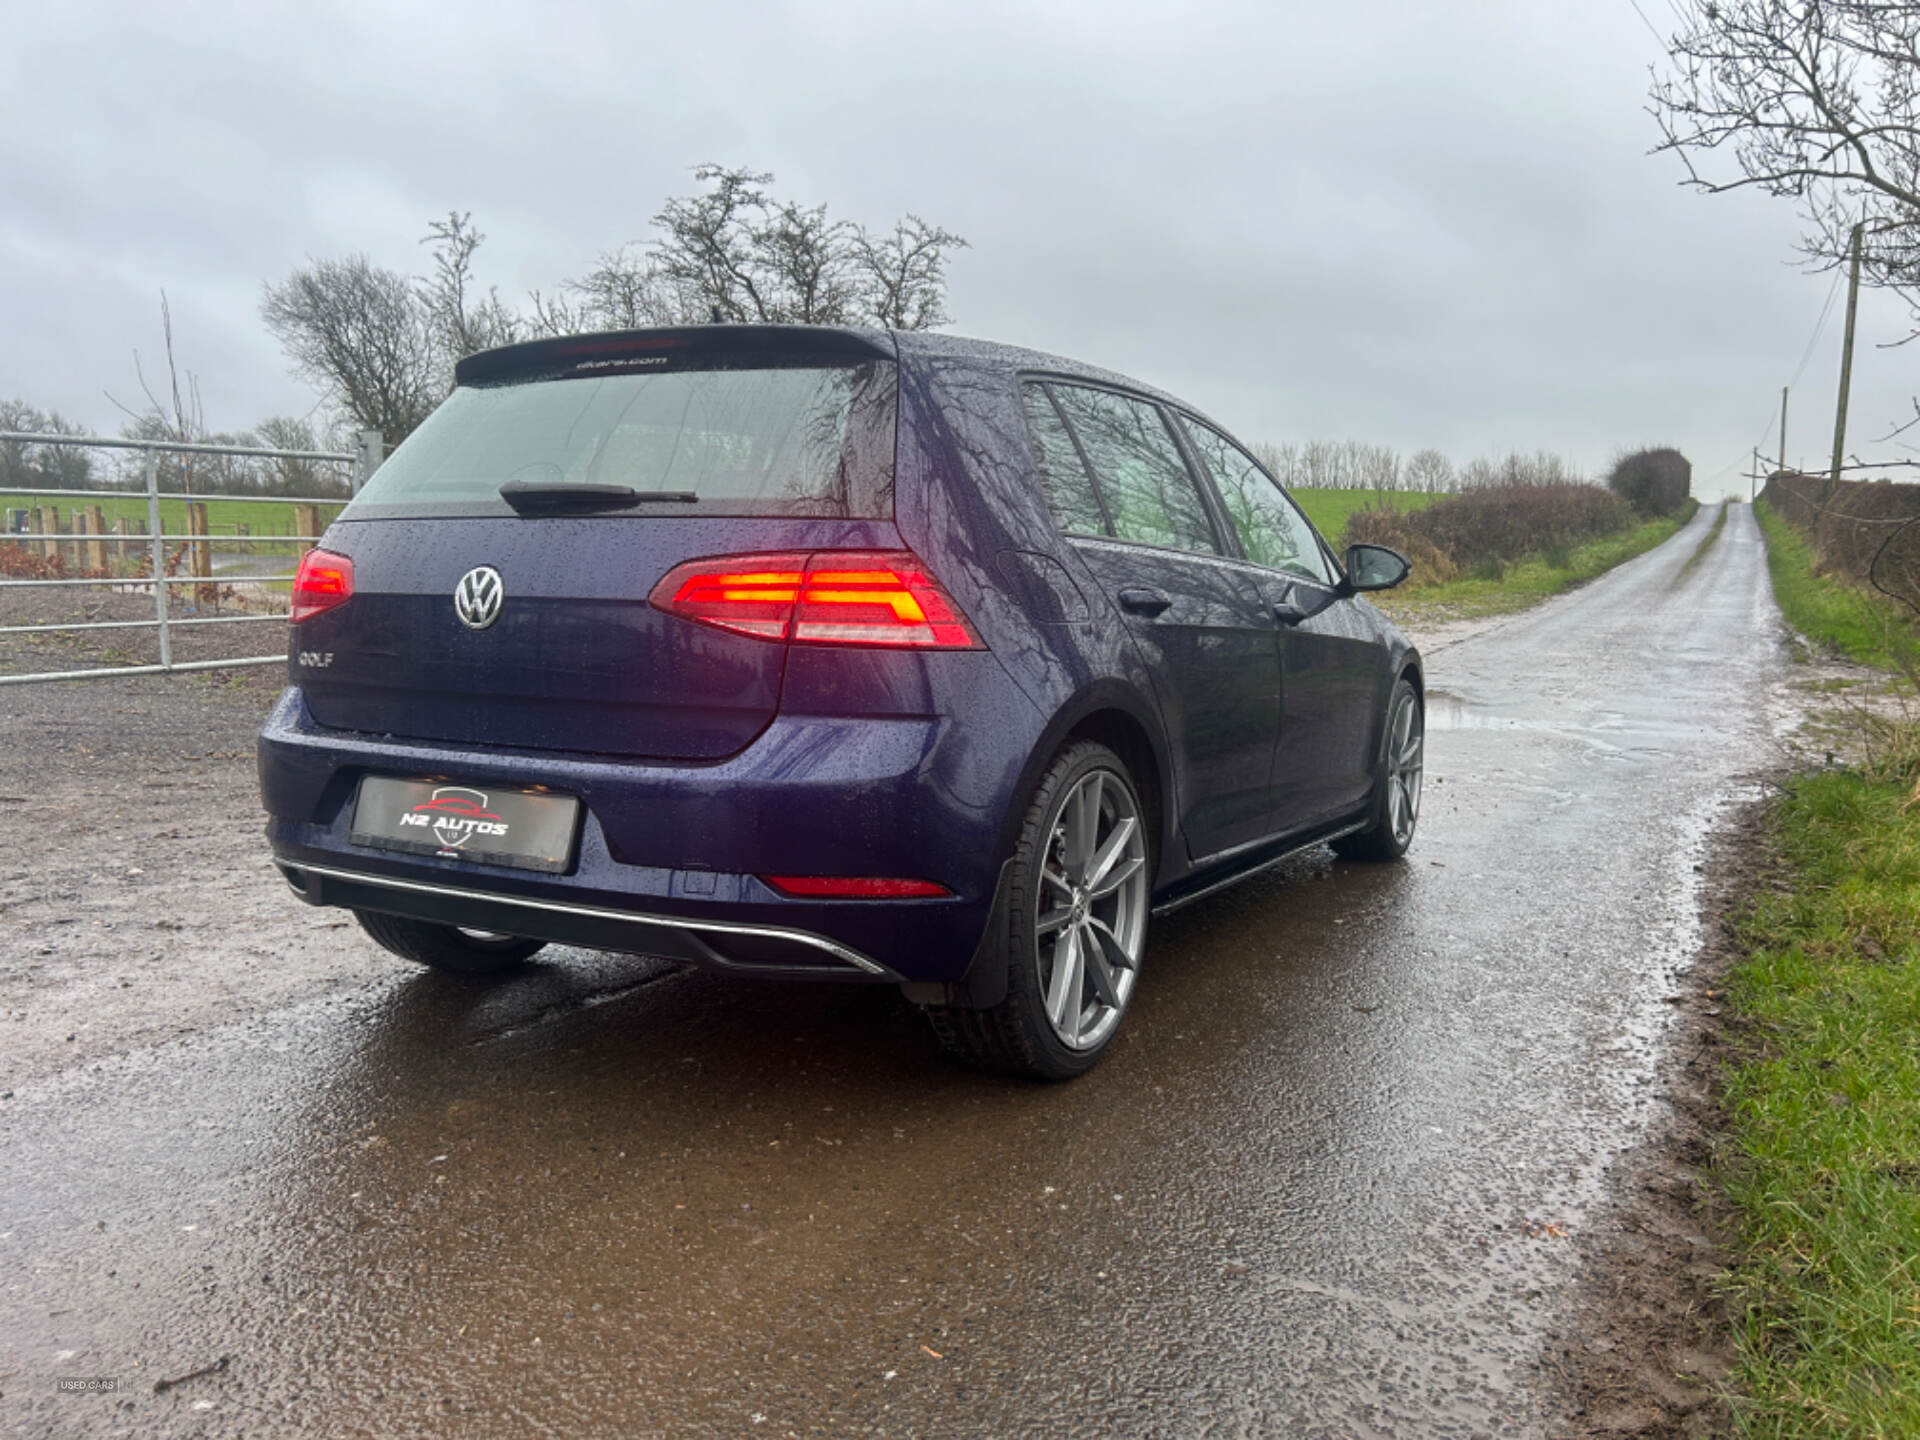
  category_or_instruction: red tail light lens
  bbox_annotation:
[650,551,982,649]
[652,555,803,640]
[762,876,952,899]
[290,548,354,623]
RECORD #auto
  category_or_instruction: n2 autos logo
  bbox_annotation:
[400,787,509,849]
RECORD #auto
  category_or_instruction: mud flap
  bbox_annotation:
[899,857,1016,1010]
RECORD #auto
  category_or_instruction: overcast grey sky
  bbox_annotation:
[3,0,1913,498]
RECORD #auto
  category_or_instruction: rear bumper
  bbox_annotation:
[257,687,1029,983]
[275,859,902,980]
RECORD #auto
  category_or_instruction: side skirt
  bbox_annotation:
[1150,818,1368,917]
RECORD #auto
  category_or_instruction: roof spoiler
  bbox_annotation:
[454,325,897,387]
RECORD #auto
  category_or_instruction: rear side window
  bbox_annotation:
[1020,384,1109,536]
[348,362,896,518]
[1045,385,1219,555]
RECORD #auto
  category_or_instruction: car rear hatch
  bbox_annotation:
[294,326,901,762]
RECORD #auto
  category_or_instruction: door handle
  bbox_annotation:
[1117,587,1173,618]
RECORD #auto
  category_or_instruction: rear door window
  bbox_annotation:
[1020,384,1109,536]
[1045,385,1219,554]
[1180,418,1335,583]
[348,362,896,518]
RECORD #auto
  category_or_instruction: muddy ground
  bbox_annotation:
[0,504,1838,1437]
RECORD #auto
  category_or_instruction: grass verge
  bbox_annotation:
[1720,769,1920,1437]
[1754,498,1916,673]
[1370,499,1699,625]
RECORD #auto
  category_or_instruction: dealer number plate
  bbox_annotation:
[350,777,580,874]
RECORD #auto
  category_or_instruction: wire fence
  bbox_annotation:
[0,430,380,685]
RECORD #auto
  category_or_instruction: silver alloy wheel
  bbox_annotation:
[1387,690,1424,846]
[1035,767,1149,1051]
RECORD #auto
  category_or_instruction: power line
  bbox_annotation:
[1623,0,1667,46]
[1788,265,1847,390]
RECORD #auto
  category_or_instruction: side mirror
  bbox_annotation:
[1344,543,1411,593]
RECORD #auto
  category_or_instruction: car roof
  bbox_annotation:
[456,324,1213,429]
[890,328,1198,417]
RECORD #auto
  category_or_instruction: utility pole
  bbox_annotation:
[1828,221,1864,501]
[1779,384,1788,475]
[1753,447,1761,504]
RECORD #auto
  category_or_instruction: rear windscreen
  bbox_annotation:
[347,361,896,518]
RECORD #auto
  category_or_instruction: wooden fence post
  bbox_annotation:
[294,504,320,555]
[83,506,107,572]
[186,502,213,602]
[34,507,56,561]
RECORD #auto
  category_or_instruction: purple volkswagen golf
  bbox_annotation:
[258,324,1421,1078]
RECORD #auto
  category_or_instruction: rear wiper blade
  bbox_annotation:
[498,480,699,513]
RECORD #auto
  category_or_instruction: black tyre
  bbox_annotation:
[1332,676,1424,862]
[353,910,545,976]
[925,741,1152,1081]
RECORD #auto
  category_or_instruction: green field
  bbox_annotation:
[9,493,350,546]
[1290,487,1444,546]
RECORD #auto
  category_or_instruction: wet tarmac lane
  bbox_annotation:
[2,503,1787,1437]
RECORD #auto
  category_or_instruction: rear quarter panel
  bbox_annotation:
[890,348,1184,879]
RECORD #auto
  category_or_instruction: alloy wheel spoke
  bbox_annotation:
[1086,915,1135,973]
[1084,814,1136,890]
[1036,905,1075,935]
[1041,867,1075,900]
[1046,928,1083,1038]
[1068,774,1103,877]
[1088,853,1144,899]
[1080,924,1121,1007]
[1398,734,1423,770]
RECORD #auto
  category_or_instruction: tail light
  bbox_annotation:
[763,876,952,899]
[650,551,982,649]
[291,548,354,623]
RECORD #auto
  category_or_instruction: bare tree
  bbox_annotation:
[1460,456,1501,490]
[554,243,683,331]
[253,415,347,497]
[1405,448,1455,493]
[641,164,966,327]
[1651,2,1920,294]
[262,256,442,448]
[103,293,216,492]
[1250,441,1300,487]
[1350,441,1401,491]
[0,401,93,491]
[260,167,968,449]
[852,215,969,329]
[420,212,523,360]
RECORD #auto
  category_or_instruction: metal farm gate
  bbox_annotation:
[0,430,382,685]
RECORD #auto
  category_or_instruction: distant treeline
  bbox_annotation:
[1249,442,1594,493]
[0,400,352,499]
